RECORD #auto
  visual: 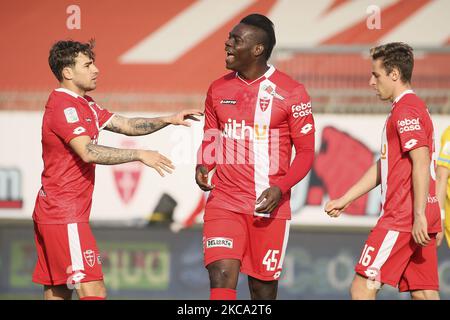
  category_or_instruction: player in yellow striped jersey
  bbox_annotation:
[437,126,450,247]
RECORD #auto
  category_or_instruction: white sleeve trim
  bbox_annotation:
[100,113,116,131]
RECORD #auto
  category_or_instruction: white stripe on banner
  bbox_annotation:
[369,230,399,272]
[68,223,84,271]
[120,0,255,63]
[253,78,275,218]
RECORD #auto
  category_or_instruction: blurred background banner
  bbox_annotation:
[0,0,449,299]
[0,0,449,112]
[1,113,449,229]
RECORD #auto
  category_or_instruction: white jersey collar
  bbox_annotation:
[393,89,414,104]
[236,64,275,85]
[54,88,90,105]
[54,87,82,98]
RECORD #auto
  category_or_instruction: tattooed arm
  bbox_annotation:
[105,109,204,136]
[69,136,174,176]
[105,115,169,136]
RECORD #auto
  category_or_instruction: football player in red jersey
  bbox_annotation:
[325,43,440,300]
[196,14,315,300]
[32,40,202,300]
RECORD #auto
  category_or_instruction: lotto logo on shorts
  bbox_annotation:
[397,117,421,134]
[206,237,233,249]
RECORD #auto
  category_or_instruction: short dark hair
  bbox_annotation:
[240,14,276,60]
[370,42,414,83]
[48,39,95,82]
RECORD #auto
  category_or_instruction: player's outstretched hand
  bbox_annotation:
[167,109,204,127]
[324,198,349,218]
[195,165,214,191]
[412,215,430,247]
[139,150,175,177]
[255,186,282,213]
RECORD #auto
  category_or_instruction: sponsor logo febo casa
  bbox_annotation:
[291,102,312,118]
[222,119,268,141]
[397,117,421,133]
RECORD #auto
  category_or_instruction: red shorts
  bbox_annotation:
[32,222,103,286]
[355,227,439,292]
[203,208,290,281]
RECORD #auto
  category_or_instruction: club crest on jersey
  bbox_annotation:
[259,98,270,112]
[64,107,79,123]
[83,249,96,267]
[220,99,237,105]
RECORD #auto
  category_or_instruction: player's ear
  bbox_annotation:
[390,67,400,82]
[253,44,265,58]
[62,67,74,81]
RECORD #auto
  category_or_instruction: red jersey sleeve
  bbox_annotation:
[285,85,315,139]
[50,104,90,144]
[393,105,429,153]
[197,85,220,172]
[85,96,115,130]
[273,134,315,194]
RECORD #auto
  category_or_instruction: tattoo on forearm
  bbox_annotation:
[106,116,125,134]
[86,143,139,165]
[106,115,168,136]
[128,117,168,135]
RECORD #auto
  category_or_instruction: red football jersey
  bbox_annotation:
[33,88,114,224]
[376,90,440,232]
[198,66,315,219]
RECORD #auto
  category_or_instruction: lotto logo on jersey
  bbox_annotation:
[301,123,313,135]
[397,117,421,133]
[73,126,86,135]
[206,237,233,249]
[404,139,418,150]
[291,102,312,118]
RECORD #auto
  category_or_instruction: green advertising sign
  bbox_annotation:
[9,240,170,291]
[100,242,170,291]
